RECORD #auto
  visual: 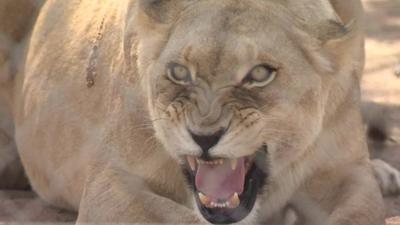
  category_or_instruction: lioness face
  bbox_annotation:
[137,1,334,224]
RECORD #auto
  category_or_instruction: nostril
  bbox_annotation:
[190,129,225,153]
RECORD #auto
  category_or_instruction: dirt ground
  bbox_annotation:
[0,0,399,224]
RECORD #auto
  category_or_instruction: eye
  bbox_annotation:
[244,64,277,87]
[167,63,192,84]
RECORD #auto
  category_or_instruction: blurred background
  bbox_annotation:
[0,0,399,224]
[361,0,400,218]
[363,0,400,105]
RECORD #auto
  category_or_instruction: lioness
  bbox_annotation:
[0,0,388,224]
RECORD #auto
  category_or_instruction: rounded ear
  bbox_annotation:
[137,0,192,24]
[287,0,363,43]
[286,0,364,75]
[131,0,194,39]
[322,0,365,75]
[287,0,342,25]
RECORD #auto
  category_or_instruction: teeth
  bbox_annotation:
[228,192,240,209]
[199,192,240,209]
[198,192,211,206]
[197,159,225,165]
[231,159,237,170]
[187,156,196,171]
[210,202,217,208]
[209,201,229,208]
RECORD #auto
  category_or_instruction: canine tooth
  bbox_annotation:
[187,156,196,171]
[199,193,211,206]
[229,193,240,208]
[231,159,238,170]
[219,159,224,165]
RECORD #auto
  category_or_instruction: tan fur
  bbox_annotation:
[1,0,386,224]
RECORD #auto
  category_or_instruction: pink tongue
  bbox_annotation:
[195,158,245,200]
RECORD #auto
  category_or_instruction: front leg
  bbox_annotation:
[76,166,203,224]
[326,166,385,225]
[292,165,385,225]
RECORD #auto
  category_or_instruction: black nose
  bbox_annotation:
[190,129,225,154]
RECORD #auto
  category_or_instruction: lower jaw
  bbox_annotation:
[182,146,268,224]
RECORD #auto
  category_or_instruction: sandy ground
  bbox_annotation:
[0,0,399,224]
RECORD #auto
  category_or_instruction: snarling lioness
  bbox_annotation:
[0,0,388,224]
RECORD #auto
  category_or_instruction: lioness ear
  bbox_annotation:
[287,0,341,24]
[289,0,365,43]
[137,0,192,24]
[287,0,364,74]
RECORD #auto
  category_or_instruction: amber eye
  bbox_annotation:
[244,64,277,87]
[167,63,192,84]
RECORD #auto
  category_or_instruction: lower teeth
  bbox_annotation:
[198,192,241,209]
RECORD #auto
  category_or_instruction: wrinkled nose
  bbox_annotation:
[190,129,225,155]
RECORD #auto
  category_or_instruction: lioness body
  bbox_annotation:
[13,1,195,222]
[2,0,386,224]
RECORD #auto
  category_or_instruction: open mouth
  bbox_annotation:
[182,145,268,224]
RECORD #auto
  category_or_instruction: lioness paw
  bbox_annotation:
[372,159,400,196]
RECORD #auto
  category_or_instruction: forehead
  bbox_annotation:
[169,1,295,48]
[159,0,311,79]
